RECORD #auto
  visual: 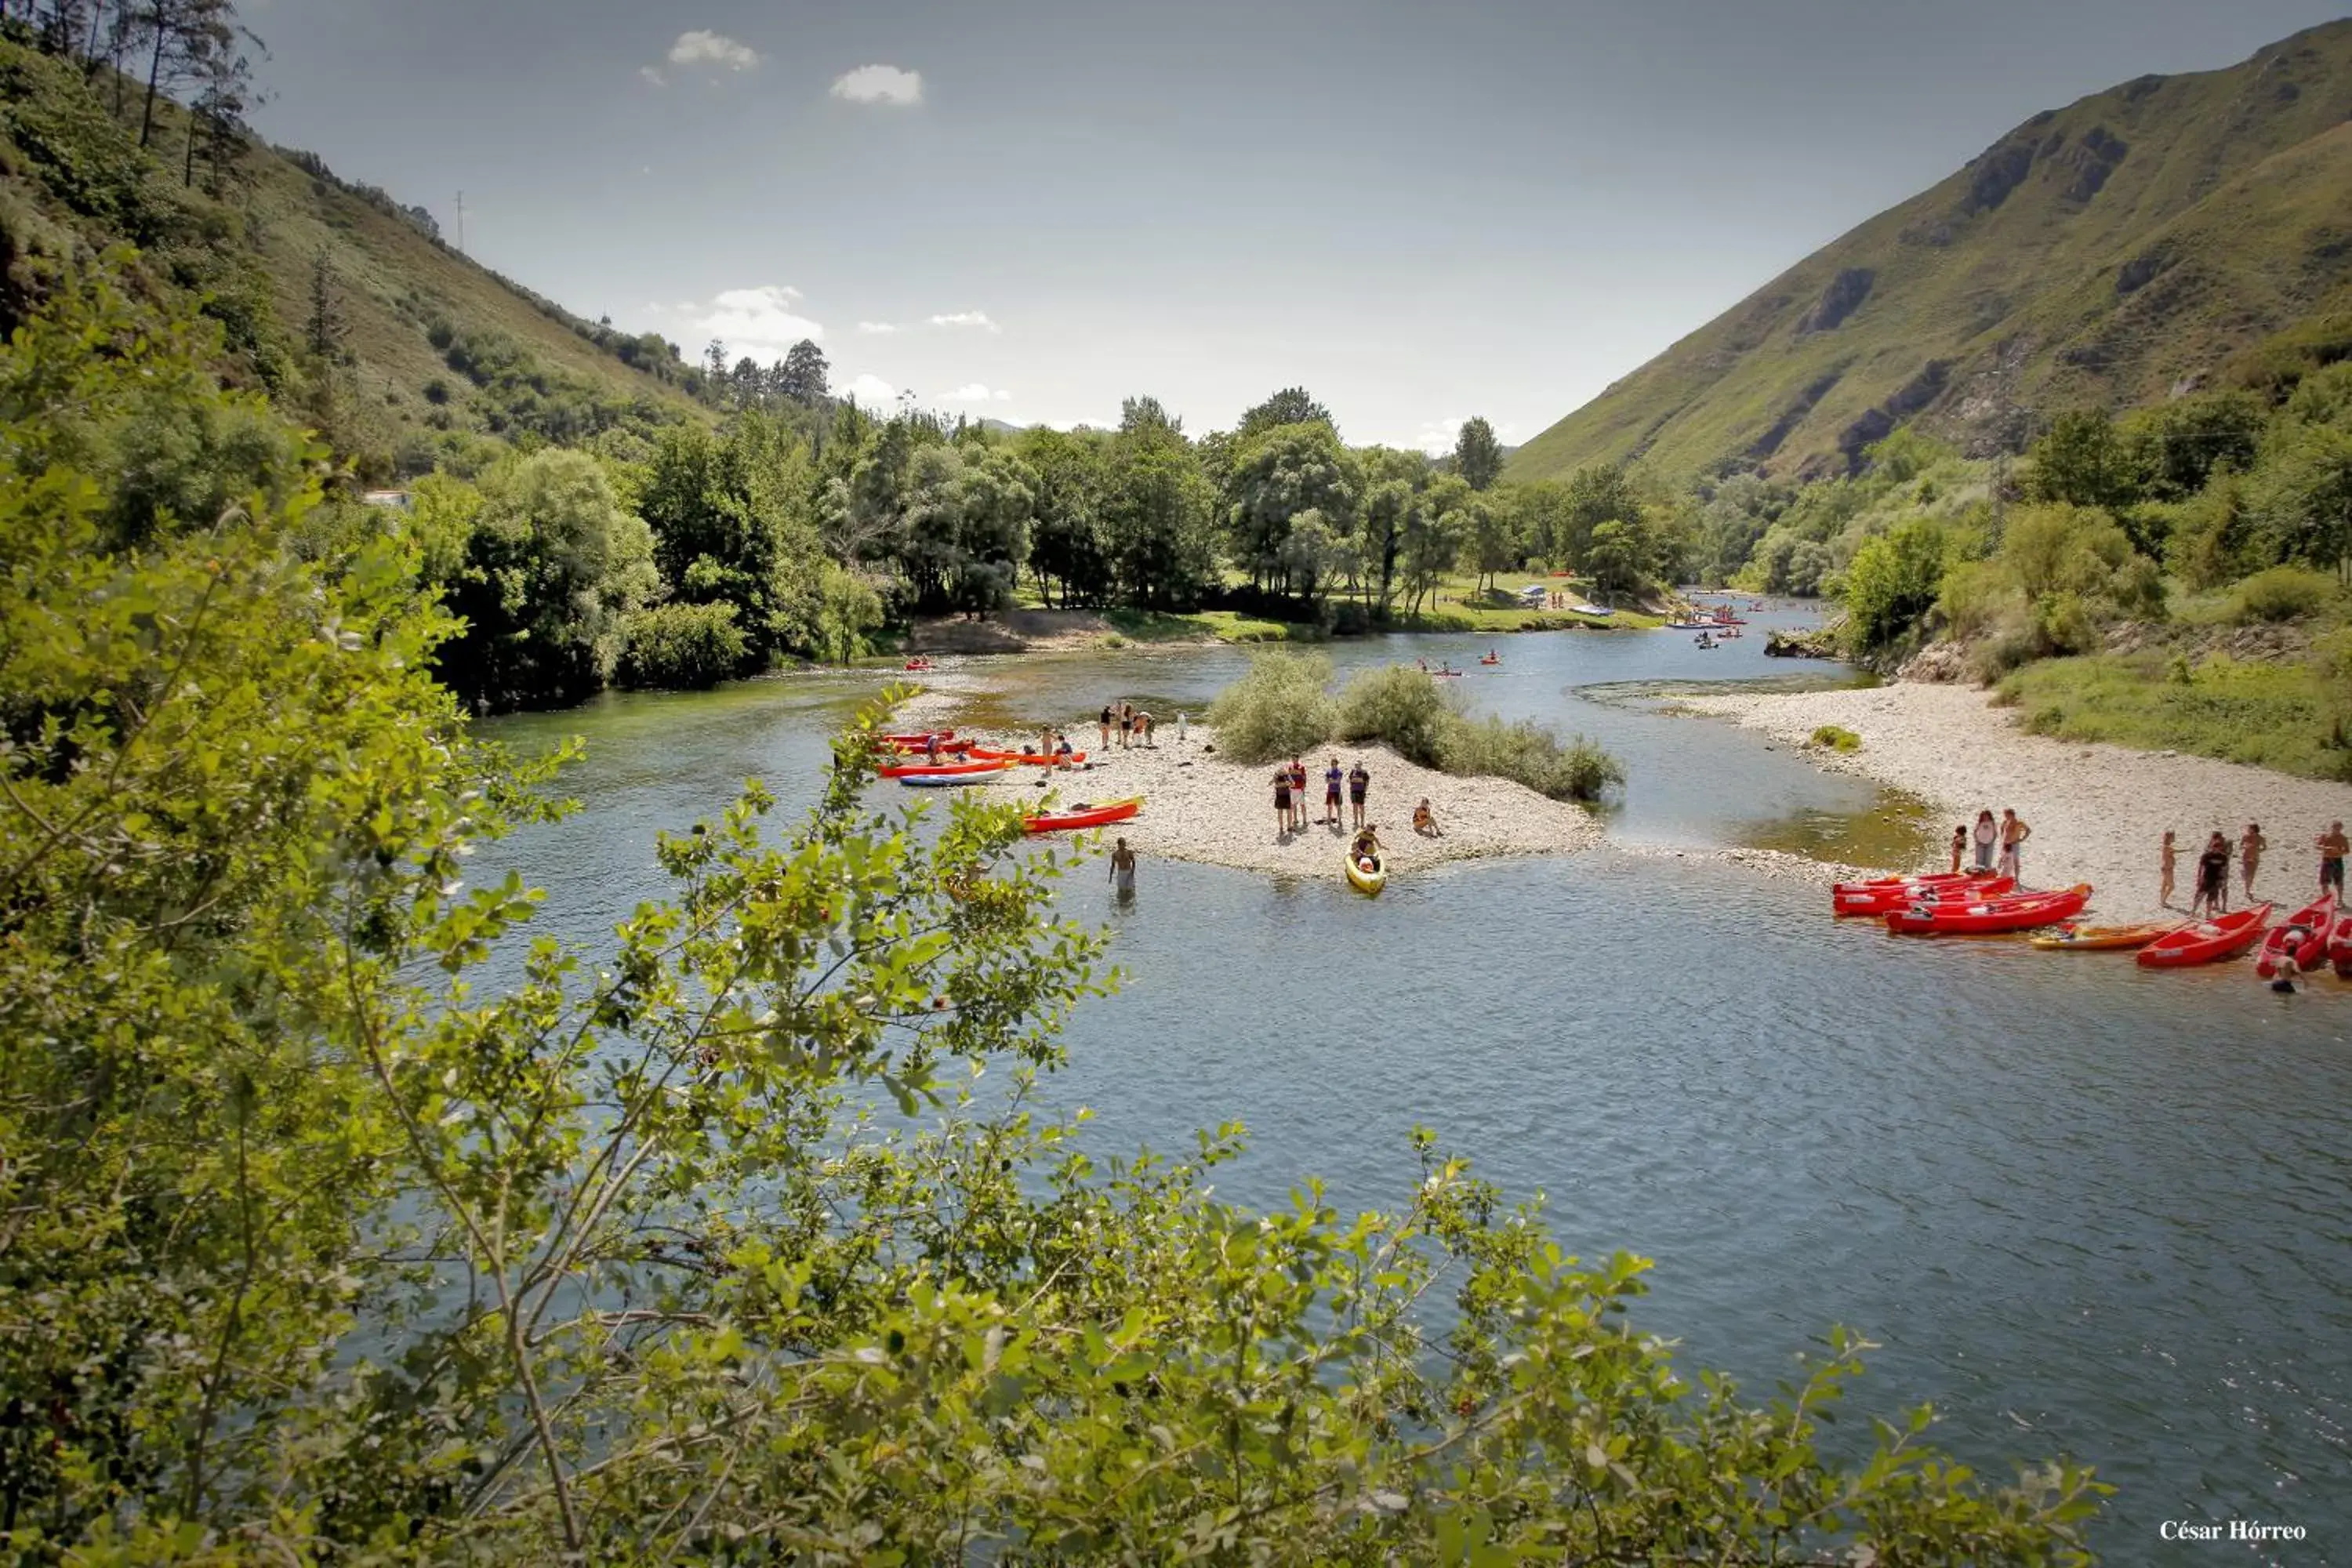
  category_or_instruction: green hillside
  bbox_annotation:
[1508,20,2352,486]
[0,31,710,477]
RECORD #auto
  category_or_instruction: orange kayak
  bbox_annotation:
[2028,922,2171,951]
[1022,797,1142,833]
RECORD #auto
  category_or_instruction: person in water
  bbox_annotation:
[2241,822,2268,902]
[1413,798,1442,837]
[2160,829,2177,908]
[1970,808,1998,873]
[1948,825,1967,876]
[2194,831,2231,917]
[1272,768,1293,840]
[1108,837,1138,898]
[1323,757,1344,826]
[2321,820,2349,895]
[1348,760,1370,829]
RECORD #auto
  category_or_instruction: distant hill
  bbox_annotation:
[1507,20,2352,485]
[0,33,711,475]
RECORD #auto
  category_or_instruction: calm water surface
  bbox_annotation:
[485,615,2352,1562]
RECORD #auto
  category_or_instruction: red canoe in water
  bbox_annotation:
[877,758,1012,779]
[2136,905,2271,969]
[1022,797,1142,833]
[1833,873,2013,916]
[1884,884,2091,936]
[2254,892,2335,978]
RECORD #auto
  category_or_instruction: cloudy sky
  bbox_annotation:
[249,0,2349,451]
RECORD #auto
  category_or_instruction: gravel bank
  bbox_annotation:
[880,695,1602,875]
[1679,682,2352,924]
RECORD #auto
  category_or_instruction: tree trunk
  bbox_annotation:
[139,20,166,147]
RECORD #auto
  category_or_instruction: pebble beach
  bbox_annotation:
[1679,681,2352,924]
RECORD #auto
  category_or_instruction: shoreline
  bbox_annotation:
[1676,681,2352,926]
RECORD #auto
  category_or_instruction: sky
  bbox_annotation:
[245,0,2352,452]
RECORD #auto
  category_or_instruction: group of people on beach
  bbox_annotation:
[2161,821,2348,916]
[1098,701,1167,750]
[1269,755,1446,847]
[1948,808,2033,880]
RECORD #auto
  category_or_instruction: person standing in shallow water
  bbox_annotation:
[1108,837,1138,899]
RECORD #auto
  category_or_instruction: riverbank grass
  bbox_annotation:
[1996,652,2352,781]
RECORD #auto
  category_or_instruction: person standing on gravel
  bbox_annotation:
[1970,809,1997,873]
[2160,830,2177,908]
[1323,757,1344,826]
[1099,704,1112,750]
[2240,823,2268,902]
[1135,710,1154,748]
[1272,767,1294,840]
[1997,808,2030,882]
[2318,821,2347,895]
[2194,831,2231,916]
[1348,760,1371,830]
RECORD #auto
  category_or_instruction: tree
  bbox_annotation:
[1236,383,1334,440]
[1561,463,1645,568]
[304,248,343,360]
[1468,495,1517,593]
[1120,394,1181,434]
[1102,423,1217,608]
[1454,415,1504,492]
[2028,410,2147,521]
[779,337,829,405]
[2251,422,2352,580]
[1399,487,1465,615]
[1583,517,1650,598]
[1839,518,1948,653]
[1224,422,1358,593]
[1017,426,1112,608]
[703,337,728,387]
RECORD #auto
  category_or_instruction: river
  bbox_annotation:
[483,607,2352,1563]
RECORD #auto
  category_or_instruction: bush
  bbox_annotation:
[1809,724,1861,753]
[1439,714,1625,801]
[618,601,750,689]
[1203,648,1336,763]
[1336,664,1450,764]
[2229,565,2336,624]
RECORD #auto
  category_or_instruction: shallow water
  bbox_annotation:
[483,616,2352,1561]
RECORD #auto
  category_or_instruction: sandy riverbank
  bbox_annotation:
[1679,682,2352,924]
[884,684,1601,874]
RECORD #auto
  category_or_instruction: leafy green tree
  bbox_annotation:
[2251,421,2352,580]
[1224,421,1359,594]
[1399,487,1465,615]
[1102,421,1218,608]
[952,444,1037,615]
[1236,383,1334,440]
[1468,494,1518,592]
[2121,391,2267,501]
[1453,414,1504,491]
[1583,516,1650,598]
[2028,410,2147,517]
[1561,462,1645,567]
[779,337,829,404]
[617,599,749,688]
[437,448,660,710]
[1119,393,1181,434]
[1839,518,1949,653]
[1014,426,1113,608]
[1505,478,1571,569]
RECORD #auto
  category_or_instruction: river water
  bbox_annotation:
[484,608,2352,1563]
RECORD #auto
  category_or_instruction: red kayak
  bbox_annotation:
[881,729,952,745]
[967,746,1091,766]
[2136,905,2271,969]
[882,739,975,758]
[876,758,1013,780]
[1834,873,2012,917]
[2328,909,2352,978]
[1022,797,1142,833]
[1885,884,2091,936]
[2254,891,2335,979]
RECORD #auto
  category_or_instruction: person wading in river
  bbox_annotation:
[1108,837,1138,899]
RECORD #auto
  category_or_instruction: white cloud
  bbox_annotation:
[844,373,901,408]
[830,64,923,106]
[693,285,824,355]
[669,29,761,72]
[638,65,666,88]
[855,321,899,336]
[938,383,1014,404]
[927,310,999,332]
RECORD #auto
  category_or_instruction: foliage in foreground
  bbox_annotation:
[0,270,2107,1564]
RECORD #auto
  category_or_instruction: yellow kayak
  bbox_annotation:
[2028,921,2171,951]
[1345,851,1385,896]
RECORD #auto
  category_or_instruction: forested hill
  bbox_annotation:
[0,29,719,477]
[1508,19,2352,487]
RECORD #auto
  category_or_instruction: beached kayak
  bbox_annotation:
[1022,797,1142,833]
[2328,909,2352,977]
[967,746,1091,766]
[1345,851,1385,896]
[896,771,1004,788]
[2254,891,2335,978]
[2136,905,2271,968]
[879,758,1013,780]
[880,729,953,746]
[1833,873,2013,916]
[1884,884,2091,935]
[2028,922,2171,951]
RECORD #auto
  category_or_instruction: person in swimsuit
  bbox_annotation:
[1949,825,1966,877]
[1997,808,2029,882]
[2159,829,2176,908]
[1109,837,1138,899]
[1272,768,1293,839]
[1413,798,1442,837]
[2318,821,2347,895]
[1288,757,1308,831]
[2241,823,2267,902]
[1971,809,1997,872]
[1135,711,1154,748]
[1099,705,1112,750]
[1054,731,1075,766]
[2194,831,2231,917]
[1323,757,1344,826]
[1348,760,1370,830]
[1351,825,1384,870]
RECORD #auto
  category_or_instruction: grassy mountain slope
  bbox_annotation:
[0,33,706,474]
[1508,20,2352,486]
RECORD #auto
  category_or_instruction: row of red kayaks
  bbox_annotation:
[1836,871,2352,973]
[872,731,1140,833]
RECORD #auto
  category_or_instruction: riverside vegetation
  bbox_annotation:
[0,157,2114,1568]
[1205,650,1628,803]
